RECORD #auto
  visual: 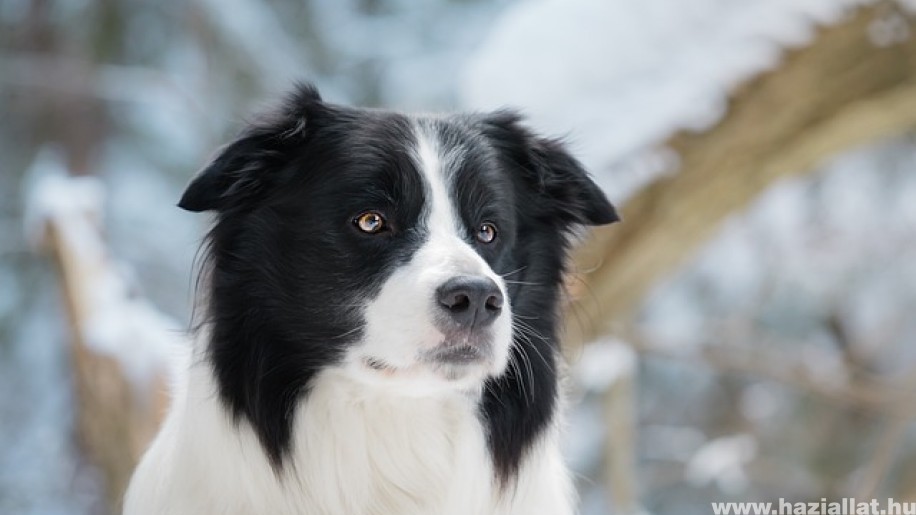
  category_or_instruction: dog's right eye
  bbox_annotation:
[354,211,387,234]
[476,222,498,244]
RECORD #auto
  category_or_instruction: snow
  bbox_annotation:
[23,149,182,389]
[685,434,758,495]
[23,150,105,255]
[462,0,877,201]
[867,9,911,47]
[575,338,637,391]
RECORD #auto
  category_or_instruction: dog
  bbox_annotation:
[124,83,618,515]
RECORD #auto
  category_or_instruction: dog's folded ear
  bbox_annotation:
[178,83,323,213]
[529,136,620,226]
[481,110,619,227]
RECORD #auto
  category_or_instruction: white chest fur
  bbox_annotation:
[124,363,574,515]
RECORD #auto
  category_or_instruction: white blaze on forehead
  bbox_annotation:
[413,123,464,236]
[409,121,496,279]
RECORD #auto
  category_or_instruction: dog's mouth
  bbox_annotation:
[364,357,394,371]
[362,341,491,380]
[424,344,487,365]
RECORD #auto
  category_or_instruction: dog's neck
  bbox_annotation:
[286,369,495,514]
[175,354,496,515]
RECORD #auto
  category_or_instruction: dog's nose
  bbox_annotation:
[436,276,503,329]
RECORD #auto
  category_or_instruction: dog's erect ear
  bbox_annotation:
[482,110,619,226]
[178,83,323,213]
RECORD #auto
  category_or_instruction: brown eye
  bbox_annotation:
[476,222,497,244]
[355,211,386,234]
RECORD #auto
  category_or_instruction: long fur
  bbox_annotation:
[124,83,618,515]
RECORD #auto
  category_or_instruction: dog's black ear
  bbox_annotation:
[529,136,620,226]
[178,83,323,212]
[482,110,619,226]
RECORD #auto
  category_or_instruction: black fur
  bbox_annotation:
[181,83,618,481]
[473,111,617,482]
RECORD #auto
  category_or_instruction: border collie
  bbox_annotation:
[124,83,618,515]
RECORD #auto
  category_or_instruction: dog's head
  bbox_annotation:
[181,83,617,465]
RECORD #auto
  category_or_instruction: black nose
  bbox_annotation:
[436,276,503,329]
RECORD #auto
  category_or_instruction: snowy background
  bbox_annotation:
[2,0,916,513]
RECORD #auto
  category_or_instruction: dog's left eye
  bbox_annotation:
[476,222,497,244]
[354,211,387,234]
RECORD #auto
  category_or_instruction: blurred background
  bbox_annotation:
[3,0,916,513]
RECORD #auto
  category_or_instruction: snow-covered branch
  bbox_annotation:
[24,150,185,509]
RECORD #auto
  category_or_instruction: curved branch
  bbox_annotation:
[565,3,916,348]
